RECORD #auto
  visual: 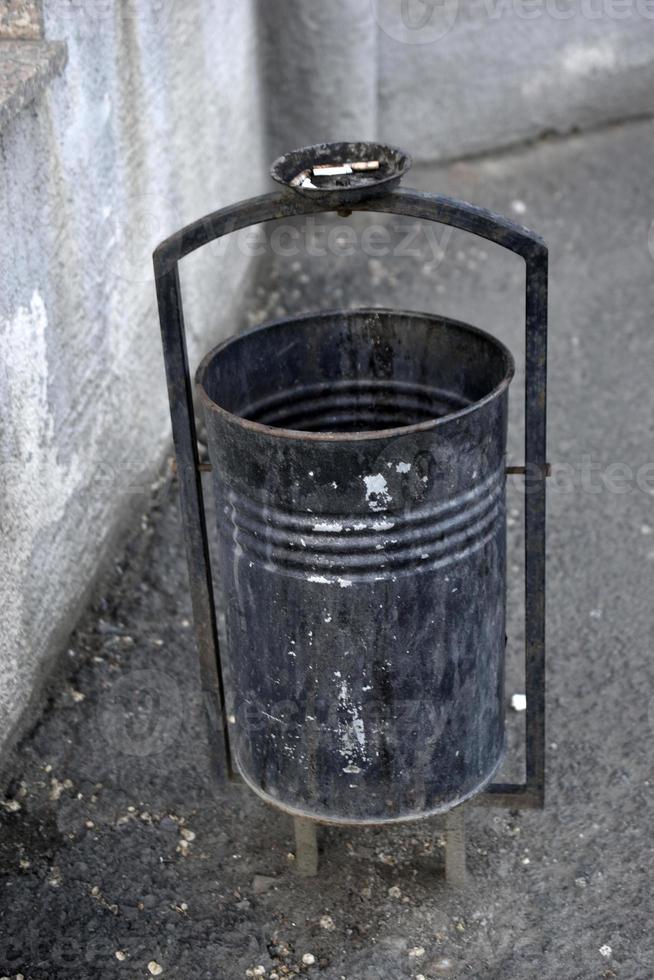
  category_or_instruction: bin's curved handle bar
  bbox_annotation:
[153,186,546,270]
[153,188,547,807]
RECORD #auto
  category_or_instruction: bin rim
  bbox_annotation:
[195,307,515,443]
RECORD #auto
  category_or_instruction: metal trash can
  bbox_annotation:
[154,141,547,847]
[196,307,514,823]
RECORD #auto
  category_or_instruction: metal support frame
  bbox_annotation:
[153,186,547,810]
[445,805,467,887]
[294,817,319,877]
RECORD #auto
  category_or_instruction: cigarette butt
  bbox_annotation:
[312,164,353,177]
[290,169,311,187]
[350,160,380,171]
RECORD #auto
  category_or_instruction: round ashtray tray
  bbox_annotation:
[270,141,412,205]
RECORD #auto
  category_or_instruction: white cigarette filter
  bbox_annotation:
[350,160,380,171]
[312,164,353,177]
[290,169,311,187]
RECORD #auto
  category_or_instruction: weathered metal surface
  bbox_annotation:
[154,264,233,781]
[445,805,467,887]
[196,308,514,824]
[153,156,547,813]
[270,140,412,206]
[294,817,319,877]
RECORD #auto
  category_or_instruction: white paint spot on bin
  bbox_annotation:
[362,473,391,511]
[313,520,343,532]
[511,693,527,712]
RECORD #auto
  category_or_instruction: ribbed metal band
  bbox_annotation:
[222,465,505,582]
[242,378,470,431]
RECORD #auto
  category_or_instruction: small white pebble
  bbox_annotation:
[180,828,195,842]
[115,950,126,961]
[319,915,335,931]
[388,885,401,898]
[511,693,527,712]
[599,945,612,958]
[408,946,425,958]
[302,953,316,966]
[3,799,21,813]
[522,856,530,865]
[148,962,164,976]
[85,820,95,829]
[228,714,236,724]
[70,690,85,702]
[47,867,63,887]
[589,608,602,619]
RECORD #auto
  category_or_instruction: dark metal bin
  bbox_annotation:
[154,142,547,854]
[196,308,514,823]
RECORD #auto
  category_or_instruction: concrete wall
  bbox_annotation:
[376,0,654,161]
[258,0,378,161]
[0,0,265,751]
[258,0,654,165]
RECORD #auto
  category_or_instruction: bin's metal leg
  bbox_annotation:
[445,806,466,887]
[294,817,319,877]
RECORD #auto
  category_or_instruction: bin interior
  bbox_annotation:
[198,308,513,434]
